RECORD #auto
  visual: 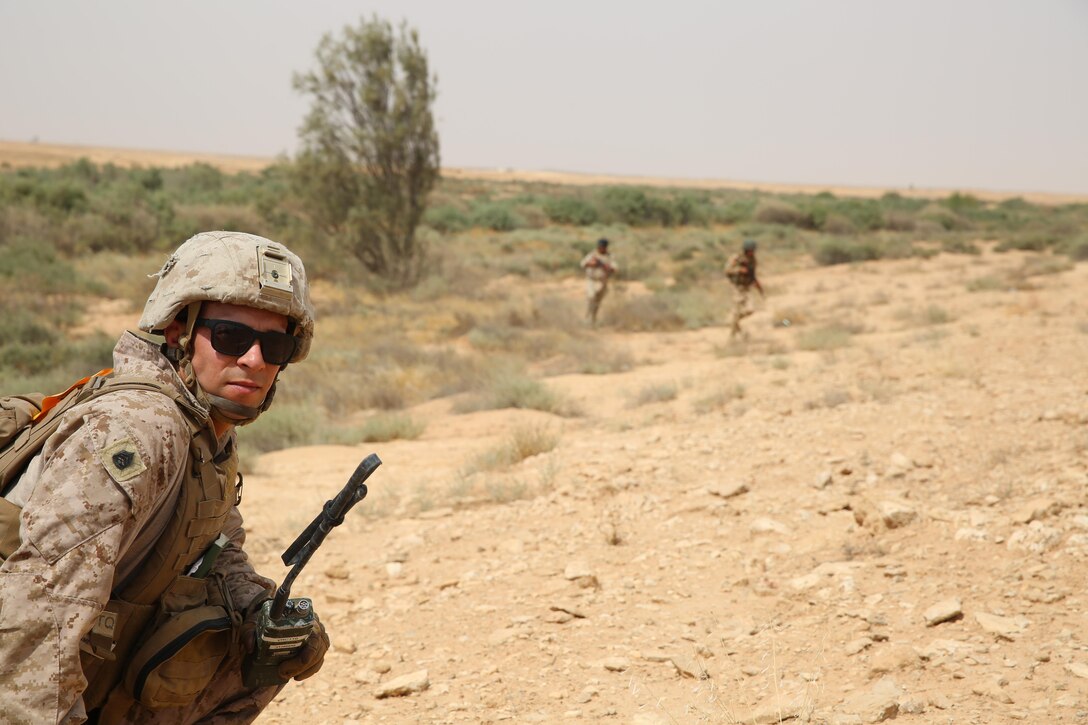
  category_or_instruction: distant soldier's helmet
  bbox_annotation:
[742,239,758,252]
[139,231,315,425]
[597,237,609,249]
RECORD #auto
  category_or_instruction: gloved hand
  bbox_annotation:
[277,613,330,681]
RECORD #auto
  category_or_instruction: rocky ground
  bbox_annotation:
[241,245,1088,724]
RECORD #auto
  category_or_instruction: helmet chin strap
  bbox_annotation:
[168,301,276,429]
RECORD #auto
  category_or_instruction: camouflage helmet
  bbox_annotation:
[139,231,315,362]
[742,238,758,252]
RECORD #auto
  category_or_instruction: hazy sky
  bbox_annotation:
[2,1,1086,194]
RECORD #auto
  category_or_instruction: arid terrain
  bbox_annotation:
[232,245,1087,724]
[4,141,1087,723]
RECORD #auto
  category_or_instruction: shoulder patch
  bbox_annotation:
[100,438,147,483]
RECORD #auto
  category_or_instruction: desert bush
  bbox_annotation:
[965,275,1004,292]
[895,305,954,326]
[629,382,678,407]
[996,233,1054,252]
[753,200,813,229]
[345,413,426,443]
[693,384,746,414]
[542,196,599,226]
[805,388,852,410]
[422,204,469,233]
[453,369,577,416]
[796,324,853,351]
[813,238,883,266]
[1018,256,1074,277]
[1058,235,1088,260]
[235,402,326,453]
[712,197,757,224]
[940,237,981,255]
[882,210,916,231]
[607,292,686,332]
[470,202,524,231]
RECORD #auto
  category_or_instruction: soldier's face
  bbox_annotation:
[188,302,289,414]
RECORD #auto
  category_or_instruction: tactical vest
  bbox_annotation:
[0,371,240,719]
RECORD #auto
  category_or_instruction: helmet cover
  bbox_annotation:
[139,231,314,362]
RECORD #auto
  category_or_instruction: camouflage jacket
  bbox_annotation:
[0,332,272,724]
[725,252,757,288]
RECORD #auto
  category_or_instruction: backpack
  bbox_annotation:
[0,369,200,557]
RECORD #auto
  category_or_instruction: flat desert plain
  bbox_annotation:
[5,141,1088,723]
[238,247,1088,724]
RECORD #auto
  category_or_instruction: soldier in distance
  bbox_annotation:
[725,238,765,338]
[580,237,618,327]
[0,231,328,723]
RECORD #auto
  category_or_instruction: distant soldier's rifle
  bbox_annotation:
[243,453,382,688]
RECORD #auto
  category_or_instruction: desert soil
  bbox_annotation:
[229,246,1088,724]
[7,141,1088,722]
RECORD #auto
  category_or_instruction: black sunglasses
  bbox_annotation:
[194,318,298,366]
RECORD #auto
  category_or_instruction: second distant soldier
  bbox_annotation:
[725,238,764,338]
[580,238,617,326]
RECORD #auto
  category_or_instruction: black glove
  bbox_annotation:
[277,613,330,681]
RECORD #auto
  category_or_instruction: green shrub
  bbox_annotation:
[469,202,523,231]
[236,402,325,453]
[1059,235,1088,260]
[753,200,813,229]
[453,370,577,416]
[542,197,599,226]
[467,423,559,472]
[344,413,426,443]
[423,204,469,233]
[813,238,883,265]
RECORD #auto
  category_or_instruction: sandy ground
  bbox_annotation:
[219,245,1088,724]
[3,139,1085,205]
[9,141,1088,721]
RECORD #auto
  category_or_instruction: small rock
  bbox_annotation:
[641,650,671,663]
[923,598,963,627]
[813,470,834,489]
[488,628,519,646]
[845,637,873,656]
[749,517,790,536]
[669,654,709,679]
[374,669,429,699]
[975,612,1028,639]
[385,562,403,578]
[708,481,750,499]
[1065,662,1088,679]
[1007,522,1063,554]
[972,682,1013,704]
[1012,498,1060,524]
[954,527,988,542]
[352,668,380,684]
[564,561,599,589]
[869,646,918,675]
[841,677,902,722]
[877,499,917,529]
[887,452,913,477]
[324,565,351,580]
[598,656,631,672]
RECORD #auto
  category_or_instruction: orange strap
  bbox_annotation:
[31,368,113,423]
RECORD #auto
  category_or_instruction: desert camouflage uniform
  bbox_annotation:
[580,250,617,325]
[0,331,277,724]
[725,252,757,337]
